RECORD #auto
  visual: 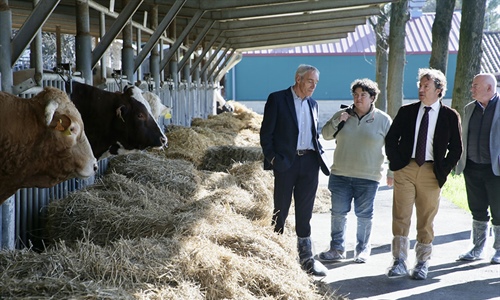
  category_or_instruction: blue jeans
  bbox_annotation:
[328,174,379,252]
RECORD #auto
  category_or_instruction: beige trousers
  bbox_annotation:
[392,160,441,244]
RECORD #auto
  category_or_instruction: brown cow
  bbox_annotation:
[0,87,98,204]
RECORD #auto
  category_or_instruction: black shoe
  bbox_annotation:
[302,258,328,276]
[411,261,428,280]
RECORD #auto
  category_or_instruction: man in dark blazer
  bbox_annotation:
[260,64,330,276]
[385,68,462,280]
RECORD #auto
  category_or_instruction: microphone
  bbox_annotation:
[333,104,353,138]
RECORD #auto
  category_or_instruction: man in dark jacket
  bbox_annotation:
[260,64,330,276]
[385,68,462,280]
[455,73,500,264]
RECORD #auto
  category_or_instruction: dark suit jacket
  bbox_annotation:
[385,101,462,187]
[260,87,330,176]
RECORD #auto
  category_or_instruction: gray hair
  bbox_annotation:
[295,64,320,79]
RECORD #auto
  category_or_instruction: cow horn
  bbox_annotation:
[45,100,59,126]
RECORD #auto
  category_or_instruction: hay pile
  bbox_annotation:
[200,145,264,172]
[0,102,342,300]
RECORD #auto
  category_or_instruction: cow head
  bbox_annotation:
[107,86,167,158]
[142,91,172,120]
[43,88,98,181]
[0,87,98,203]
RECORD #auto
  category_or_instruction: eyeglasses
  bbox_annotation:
[352,93,370,99]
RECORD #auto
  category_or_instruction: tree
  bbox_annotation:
[429,0,456,74]
[370,5,390,112]
[422,0,462,11]
[484,0,500,30]
[423,0,499,31]
[41,32,76,70]
[387,0,410,118]
[451,0,487,116]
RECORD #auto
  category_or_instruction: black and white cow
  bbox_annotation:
[67,81,168,160]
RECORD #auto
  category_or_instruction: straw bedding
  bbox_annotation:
[0,102,341,299]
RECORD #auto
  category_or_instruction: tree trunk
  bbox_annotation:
[429,0,456,74]
[371,8,389,112]
[451,0,487,117]
[387,0,409,118]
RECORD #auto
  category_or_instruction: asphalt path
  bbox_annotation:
[310,138,500,300]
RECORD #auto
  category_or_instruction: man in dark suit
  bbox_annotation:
[385,68,462,280]
[260,64,330,276]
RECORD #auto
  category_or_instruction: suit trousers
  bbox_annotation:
[463,159,500,226]
[392,160,441,244]
[272,152,320,237]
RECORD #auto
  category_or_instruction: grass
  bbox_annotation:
[442,172,469,212]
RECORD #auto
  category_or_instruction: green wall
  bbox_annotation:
[225,53,457,101]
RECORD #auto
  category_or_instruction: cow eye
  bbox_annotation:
[137,112,146,120]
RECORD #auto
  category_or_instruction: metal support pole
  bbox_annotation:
[99,11,108,85]
[0,0,13,92]
[75,0,93,84]
[150,4,160,93]
[31,0,43,85]
[0,0,15,248]
[122,20,134,84]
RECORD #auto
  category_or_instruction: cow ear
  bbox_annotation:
[44,99,60,126]
[116,105,126,122]
[49,114,73,136]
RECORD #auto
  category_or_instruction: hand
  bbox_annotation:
[340,112,350,122]
[387,176,394,187]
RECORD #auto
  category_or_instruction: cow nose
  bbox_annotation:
[161,136,168,147]
[93,163,98,173]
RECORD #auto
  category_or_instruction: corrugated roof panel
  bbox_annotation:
[448,14,461,51]
[244,11,464,56]
[405,21,419,52]
[481,32,500,74]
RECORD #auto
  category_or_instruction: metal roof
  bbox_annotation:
[244,11,462,55]
[481,32,500,74]
[8,0,396,52]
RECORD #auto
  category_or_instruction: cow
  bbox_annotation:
[67,81,168,160]
[214,90,234,114]
[0,87,98,204]
[142,91,172,121]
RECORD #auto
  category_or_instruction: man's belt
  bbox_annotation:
[297,149,315,156]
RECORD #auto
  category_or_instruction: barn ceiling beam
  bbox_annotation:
[214,6,381,31]
[206,0,391,20]
[209,48,236,80]
[220,19,366,39]
[134,0,187,72]
[171,5,381,49]
[190,32,223,75]
[233,32,348,51]
[197,0,308,10]
[11,0,60,66]
[207,46,232,79]
[200,42,228,76]
[177,19,214,72]
[227,26,355,45]
[159,9,203,72]
[91,0,143,69]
